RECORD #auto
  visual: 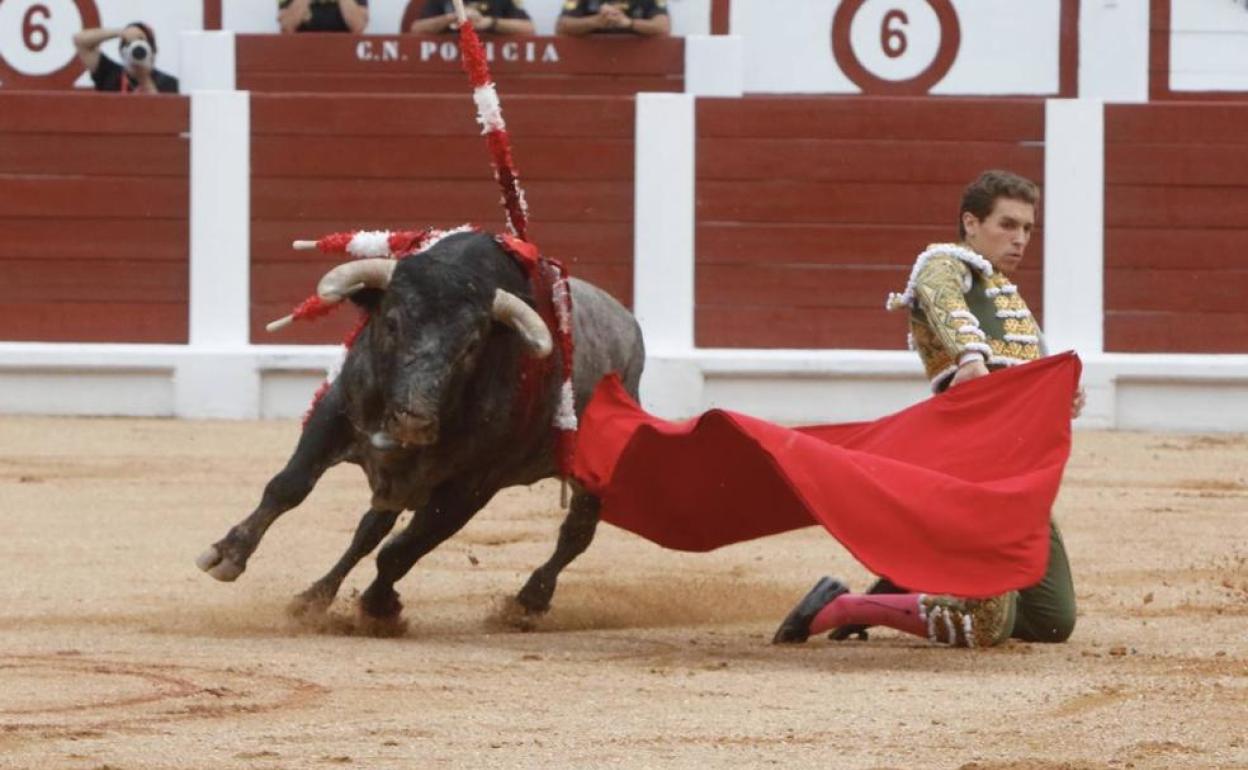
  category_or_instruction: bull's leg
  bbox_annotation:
[515,489,601,614]
[358,483,490,621]
[196,386,352,582]
[287,507,401,616]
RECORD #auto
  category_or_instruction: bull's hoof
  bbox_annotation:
[515,579,553,616]
[488,596,545,632]
[355,607,408,638]
[195,545,245,582]
[286,589,333,620]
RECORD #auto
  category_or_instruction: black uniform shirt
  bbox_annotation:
[560,0,667,20]
[279,0,368,32]
[91,55,180,94]
[420,0,531,23]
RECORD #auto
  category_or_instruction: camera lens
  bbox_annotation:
[131,43,149,61]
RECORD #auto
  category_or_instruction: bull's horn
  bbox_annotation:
[315,258,397,301]
[492,289,553,357]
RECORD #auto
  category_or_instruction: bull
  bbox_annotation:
[195,230,644,626]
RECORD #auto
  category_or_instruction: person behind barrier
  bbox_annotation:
[556,0,670,37]
[409,0,535,35]
[279,0,369,33]
[73,22,179,94]
[773,169,1083,649]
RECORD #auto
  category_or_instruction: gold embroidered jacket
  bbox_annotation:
[887,244,1045,391]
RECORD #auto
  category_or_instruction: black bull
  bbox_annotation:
[196,232,645,622]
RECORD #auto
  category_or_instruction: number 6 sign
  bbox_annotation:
[831,0,960,95]
[0,0,101,89]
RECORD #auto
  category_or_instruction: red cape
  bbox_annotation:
[571,353,1081,598]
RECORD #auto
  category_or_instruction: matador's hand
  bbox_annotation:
[950,357,989,388]
[1072,385,1086,419]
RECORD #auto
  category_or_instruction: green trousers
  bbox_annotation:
[1007,520,1077,642]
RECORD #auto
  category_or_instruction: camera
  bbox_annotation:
[122,40,153,69]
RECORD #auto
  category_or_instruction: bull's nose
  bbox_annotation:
[389,410,439,446]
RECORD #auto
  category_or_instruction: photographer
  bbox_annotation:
[73,22,179,94]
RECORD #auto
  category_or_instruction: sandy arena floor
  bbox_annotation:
[0,416,1245,769]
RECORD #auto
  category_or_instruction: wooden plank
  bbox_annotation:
[1105,228,1248,269]
[1105,310,1248,353]
[1106,143,1248,186]
[235,34,683,75]
[250,219,632,266]
[698,223,952,266]
[697,181,967,225]
[1106,103,1248,145]
[696,223,1028,267]
[0,93,188,134]
[698,264,908,310]
[698,139,1043,183]
[0,177,188,219]
[1105,268,1248,314]
[695,306,908,350]
[250,93,634,138]
[4,259,187,303]
[698,263,1043,315]
[1106,185,1248,228]
[526,222,633,266]
[696,97,1046,141]
[0,134,188,177]
[240,72,678,96]
[0,219,187,260]
[696,226,1045,271]
[252,302,364,346]
[251,178,631,222]
[251,135,633,181]
[0,302,187,343]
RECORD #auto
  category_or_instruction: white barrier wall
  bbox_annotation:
[1171,0,1248,92]
[731,0,1064,95]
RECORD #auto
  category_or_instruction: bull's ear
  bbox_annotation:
[348,287,386,313]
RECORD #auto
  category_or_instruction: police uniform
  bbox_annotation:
[279,0,368,32]
[560,0,668,31]
[419,0,531,28]
[886,243,1076,645]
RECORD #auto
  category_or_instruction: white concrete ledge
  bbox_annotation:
[0,343,340,419]
[3,343,1248,432]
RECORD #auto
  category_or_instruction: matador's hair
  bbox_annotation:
[958,169,1039,239]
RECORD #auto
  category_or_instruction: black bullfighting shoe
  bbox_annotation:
[772,576,849,644]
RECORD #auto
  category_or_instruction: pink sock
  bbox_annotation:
[809,593,928,638]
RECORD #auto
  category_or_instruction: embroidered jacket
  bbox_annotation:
[887,244,1045,391]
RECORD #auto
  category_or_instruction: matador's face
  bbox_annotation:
[963,198,1035,276]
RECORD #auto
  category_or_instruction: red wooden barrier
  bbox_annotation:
[236,34,683,96]
[695,96,1046,350]
[1104,102,1248,353]
[0,92,189,343]
[250,92,636,344]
